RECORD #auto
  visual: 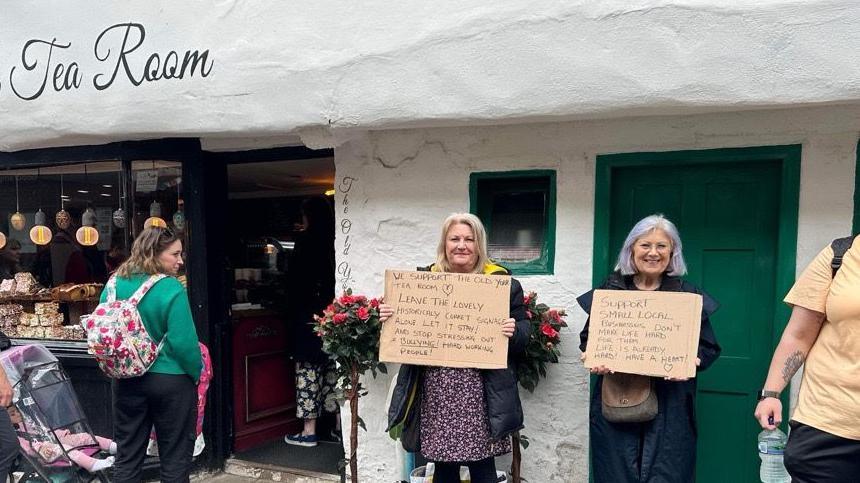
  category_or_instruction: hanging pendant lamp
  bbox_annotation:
[76,207,99,246]
[144,199,166,229]
[112,172,126,228]
[56,174,71,230]
[172,199,185,231]
[30,209,52,246]
[10,175,25,231]
[75,165,99,246]
[30,170,52,245]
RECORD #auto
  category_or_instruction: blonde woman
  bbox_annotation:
[105,227,201,483]
[383,213,529,483]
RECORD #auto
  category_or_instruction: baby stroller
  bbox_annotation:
[1,344,111,482]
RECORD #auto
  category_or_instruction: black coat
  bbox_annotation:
[577,272,721,483]
[285,230,335,363]
[386,266,530,449]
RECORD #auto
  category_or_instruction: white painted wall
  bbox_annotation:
[2,1,860,150]
[335,104,858,482]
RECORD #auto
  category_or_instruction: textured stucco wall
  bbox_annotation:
[1,1,860,150]
[335,104,858,482]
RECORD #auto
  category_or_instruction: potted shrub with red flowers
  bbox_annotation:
[512,291,567,482]
[314,289,385,483]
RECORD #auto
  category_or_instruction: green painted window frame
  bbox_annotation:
[469,170,557,275]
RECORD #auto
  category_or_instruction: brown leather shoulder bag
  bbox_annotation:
[601,373,658,423]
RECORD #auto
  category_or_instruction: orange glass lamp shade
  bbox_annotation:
[30,226,52,245]
[30,209,52,245]
[76,208,99,246]
[0,232,6,250]
[75,226,99,246]
[144,217,167,229]
[10,212,25,231]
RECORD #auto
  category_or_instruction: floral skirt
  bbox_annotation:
[420,367,511,462]
[295,361,339,419]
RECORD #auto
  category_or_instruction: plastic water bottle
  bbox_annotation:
[758,424,790,483]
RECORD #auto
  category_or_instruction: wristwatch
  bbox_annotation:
[757,390,780,401]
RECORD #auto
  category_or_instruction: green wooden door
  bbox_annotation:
[607,161,780,482]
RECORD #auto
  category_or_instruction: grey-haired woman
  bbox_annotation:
[577,214,721,482]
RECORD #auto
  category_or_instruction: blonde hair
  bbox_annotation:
[115,227,181,277]
[435,213,491,273]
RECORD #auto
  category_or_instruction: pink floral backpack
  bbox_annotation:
[81,274,166,378]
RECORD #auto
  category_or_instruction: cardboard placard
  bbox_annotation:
[380,270,511,369]
[584,290,702,378]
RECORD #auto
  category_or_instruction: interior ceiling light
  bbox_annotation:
[112,171,126,229]
[56,174,71,230]
[75,207,99,246]
[11,175,25,231]
[144,199,167,229]
[30,209,52,246]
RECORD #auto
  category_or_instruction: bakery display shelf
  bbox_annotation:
[0,295,100,303]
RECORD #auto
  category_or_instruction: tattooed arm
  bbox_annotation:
[754,305,825,430]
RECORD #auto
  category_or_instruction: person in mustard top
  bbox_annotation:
[104,227,201,483]
[754,236,860,482]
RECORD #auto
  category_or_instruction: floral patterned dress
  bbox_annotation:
[420,367,512,462]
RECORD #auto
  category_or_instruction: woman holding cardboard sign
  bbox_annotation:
[382,213,530,483]
[577,214,721,483]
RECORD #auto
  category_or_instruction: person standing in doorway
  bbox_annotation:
[284,197,339,447]
[577,214,721,482]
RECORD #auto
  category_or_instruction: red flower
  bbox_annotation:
[339,294,355,305]
[523,294,532,305]
[547,309,560,322]
[355,295,367,304]
[357,307,370,320]
[326,304,335,313]
[369,298,380,309]
[333,313,349,325]
[540,323,558,338]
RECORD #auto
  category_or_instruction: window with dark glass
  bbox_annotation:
[470,170,556,275]
[0,161,127,340]
[0,159,188,340]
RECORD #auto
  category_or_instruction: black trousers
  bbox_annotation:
[113,372,197,483]
[0,409,19,478]
[784,420,860,483]
[432,457,498,483]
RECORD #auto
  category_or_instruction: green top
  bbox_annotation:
[99,274,202,382]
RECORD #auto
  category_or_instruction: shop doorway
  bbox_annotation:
[221,150,342,477]
[593,146,800,482]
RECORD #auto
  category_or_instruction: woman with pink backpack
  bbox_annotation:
[100,226,201,483]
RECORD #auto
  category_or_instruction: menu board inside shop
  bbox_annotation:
[584,290,702,379]
[380,270,511,369]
